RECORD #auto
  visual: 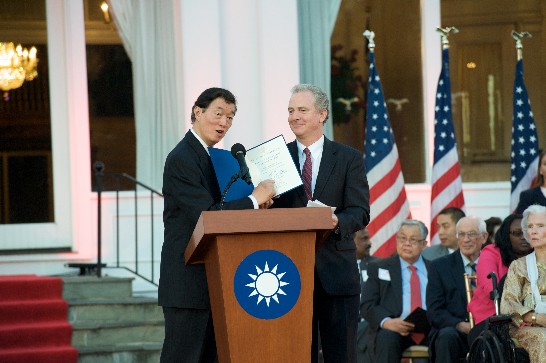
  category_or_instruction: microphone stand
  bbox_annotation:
[220,171,242,210]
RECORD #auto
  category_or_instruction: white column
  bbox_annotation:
[217,0,263,149]
[49,0,93,253]
[257,0,300,144]
[421,0,441,183]
[180,0,223,136]
[219,0,299,149]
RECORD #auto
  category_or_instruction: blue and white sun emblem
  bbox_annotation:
[234,250,301,320]
[246,261,289,307]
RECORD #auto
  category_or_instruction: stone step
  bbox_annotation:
[72,320,164,347]
[62,276,134,300]
[68,297,162,325]
[77,343,162,363]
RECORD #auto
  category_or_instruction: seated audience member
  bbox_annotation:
[355,229,379,282]
[501,205,546,363]
[360,220,430,363]
[354,229,379,363]
[467,214,533,344]
[422,207,465,260]
[515,149,546,214]
[426,216,486,363]
[484,216,502,247]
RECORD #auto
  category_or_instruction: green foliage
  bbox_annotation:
[330,44,365,124]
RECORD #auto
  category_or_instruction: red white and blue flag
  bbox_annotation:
[510,59,539,211]
[364,50,411,258]
[430,47,465,246]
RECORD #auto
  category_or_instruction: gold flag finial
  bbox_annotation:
[436,27,459,49]
[363,30,375,52]
[511,31,532,61]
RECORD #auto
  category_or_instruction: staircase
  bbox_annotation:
[63,276,164,363]
[0,275,78,363]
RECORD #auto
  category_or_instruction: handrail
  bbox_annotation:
[94,163,163,286]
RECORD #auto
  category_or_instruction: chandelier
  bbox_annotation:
[0,42,38,100]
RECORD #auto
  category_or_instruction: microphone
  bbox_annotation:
[231,143,252,185]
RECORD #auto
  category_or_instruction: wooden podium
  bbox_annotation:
[185,207,333,363]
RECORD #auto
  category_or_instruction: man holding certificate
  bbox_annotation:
[159,88,276,363]
[273,84,370,363]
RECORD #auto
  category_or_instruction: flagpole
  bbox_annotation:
[430,25,465,247]
[361,28,412,257]
[511,31,532,61]
[436,26,459,49]
[509,29,538,212]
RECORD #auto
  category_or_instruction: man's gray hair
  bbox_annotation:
[455,216,487,234]
[400,219,429,240]
[522,204,546,241]
[290,84,330,120]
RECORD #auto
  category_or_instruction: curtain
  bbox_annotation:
[296,0,341,140]
[108,0,184,190]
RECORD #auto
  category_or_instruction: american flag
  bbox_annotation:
[510,59,539,211]
[430,47,465,246]
[364,50,411,258]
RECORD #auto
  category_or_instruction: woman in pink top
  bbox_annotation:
[467,214,533,344]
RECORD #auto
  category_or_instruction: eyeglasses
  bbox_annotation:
[457,231,481,240]
[396,236,424,246]
[510,230,524,237]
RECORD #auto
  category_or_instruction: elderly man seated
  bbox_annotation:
[360,220,430,363]
[426,216,486,363]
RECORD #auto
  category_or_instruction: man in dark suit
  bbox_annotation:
[354,229,379,363]
[426,216,487,363]
[360,220,430,363]
[273,84,370,363]
[159,88,276,363]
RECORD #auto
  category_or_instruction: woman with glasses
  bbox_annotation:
[501,205,546,363]
[467,214,533,343]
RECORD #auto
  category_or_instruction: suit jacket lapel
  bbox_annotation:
[287,141,308,205]
[388,257,403,312]
[450,252,466,294]
[313,137,337,200]
[187,131,221,200]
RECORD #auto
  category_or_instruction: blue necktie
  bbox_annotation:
[469,262,477,289]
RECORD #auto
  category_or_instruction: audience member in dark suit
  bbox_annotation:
[422,207,465,260]
[354,229,379,363]
[355,229,379,284]
[159,88,276,363]
[515,149,546,214]
[426,216,487,363]
[273,84,370,363]
[360,220,430,363]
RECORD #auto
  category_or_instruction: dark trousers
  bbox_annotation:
[467,319,487,346]
[431,326,469,363]
[160,307,217,363]
[375,329,419,363]
[311,274,359,363]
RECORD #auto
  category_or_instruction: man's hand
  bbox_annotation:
[382,318,415,336]
[456,321,471,334]
[251,179,276,205]
[332,212,339,229]
[259,199,274,209]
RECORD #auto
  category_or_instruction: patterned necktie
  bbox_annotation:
[409,265,425,344]
[302,148,313,200]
